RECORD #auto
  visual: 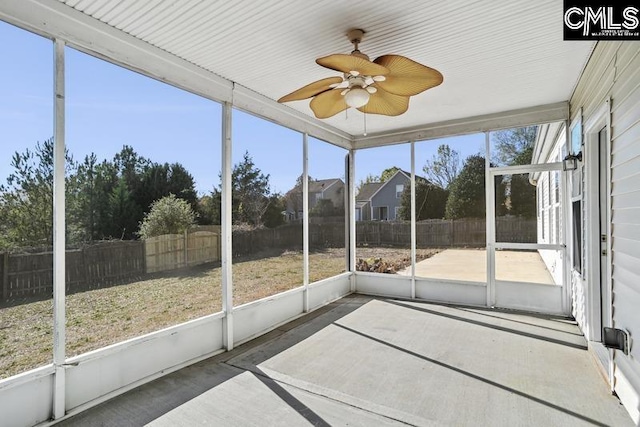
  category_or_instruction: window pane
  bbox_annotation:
[0,22,53,378]
[232,110,302,305]
[65,48,221,357]
[572,200,582,273]
[308,138,347,282]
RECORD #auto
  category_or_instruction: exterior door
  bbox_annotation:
[598,126,611,334]
[378,206,388,220]
[488,162,568,314]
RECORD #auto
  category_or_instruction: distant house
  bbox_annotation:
[356,170,410,221]
[285,178,344,220]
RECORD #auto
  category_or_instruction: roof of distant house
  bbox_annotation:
[286,178,343,195]
[356,169,433,202]
[356,182,384,201]
[308,178,342,193]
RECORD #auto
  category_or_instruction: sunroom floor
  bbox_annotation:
[57,294,631,426]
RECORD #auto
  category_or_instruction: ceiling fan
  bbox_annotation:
[278,29,443,119]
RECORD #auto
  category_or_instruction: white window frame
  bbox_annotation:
[396,184,404,198]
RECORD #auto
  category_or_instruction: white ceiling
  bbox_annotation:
[54,0,593,138]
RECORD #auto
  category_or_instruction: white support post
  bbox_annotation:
[344,154,349,272]
[485,131,496,307]
[52,38,66,420]
[348,149,356,291]
[562,121,572,317]
[302,133,310,312]
[221,102,233,351]
[410,141,416,299]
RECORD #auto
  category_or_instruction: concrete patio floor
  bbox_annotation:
[400,249,556,285]
[57,295,631,426]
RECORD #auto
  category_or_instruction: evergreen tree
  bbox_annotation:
[445,155,507,220]
[399,178,449,221]
[0,138,74,249]
[262,194,286,228]
[137,162,198,215]
[310,199,338,217]
[197,189,222,225]
[107,179,139,239]
[493,129,537,217]
[67,154,117,242]
[231,151,271,226]
[445,155,487,219]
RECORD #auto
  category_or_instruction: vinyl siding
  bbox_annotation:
[537,139,564,287]
[370,173,409,221]
[571,40,640,424]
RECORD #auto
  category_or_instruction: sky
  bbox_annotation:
[0,21,485,197]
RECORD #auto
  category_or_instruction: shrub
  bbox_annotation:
[138,194,196,238]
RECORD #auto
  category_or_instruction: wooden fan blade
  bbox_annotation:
[373,55,443,96]
[316,54,389,76]
[278,76,344,103]
[309,88,348,119]
[357,85,409,116]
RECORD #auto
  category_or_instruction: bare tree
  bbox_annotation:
[422,144,461,189]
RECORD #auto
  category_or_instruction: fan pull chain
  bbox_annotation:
[363,112,367,136]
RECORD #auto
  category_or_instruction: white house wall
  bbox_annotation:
[537,134,566,287]
[570,40,640,424]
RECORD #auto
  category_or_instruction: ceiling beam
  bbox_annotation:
[354,102,569,148]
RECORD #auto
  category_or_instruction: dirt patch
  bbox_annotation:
[356,247,441,273]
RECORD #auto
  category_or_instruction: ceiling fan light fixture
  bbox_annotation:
[344,87,370,108]
[277,28,443,119]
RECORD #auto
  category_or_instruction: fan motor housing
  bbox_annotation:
[347,29,365,44]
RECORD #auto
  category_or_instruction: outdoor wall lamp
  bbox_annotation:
[563,151,582,171]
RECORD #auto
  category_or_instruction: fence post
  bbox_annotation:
[142,239,147,274]
[81,246,88,292]
[450,219,455,247]
[184,230,188,268]
[2,252,8,302]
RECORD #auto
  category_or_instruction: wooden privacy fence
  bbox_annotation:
[233,224,303,257]
[1,241,145,303]
[232,223,347,256]
[232,217,537,254]
[0,219,534,303]
[357,219,490,247]
[414,218,487,247]
[145,227,221,273]
[495,216,537,243]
